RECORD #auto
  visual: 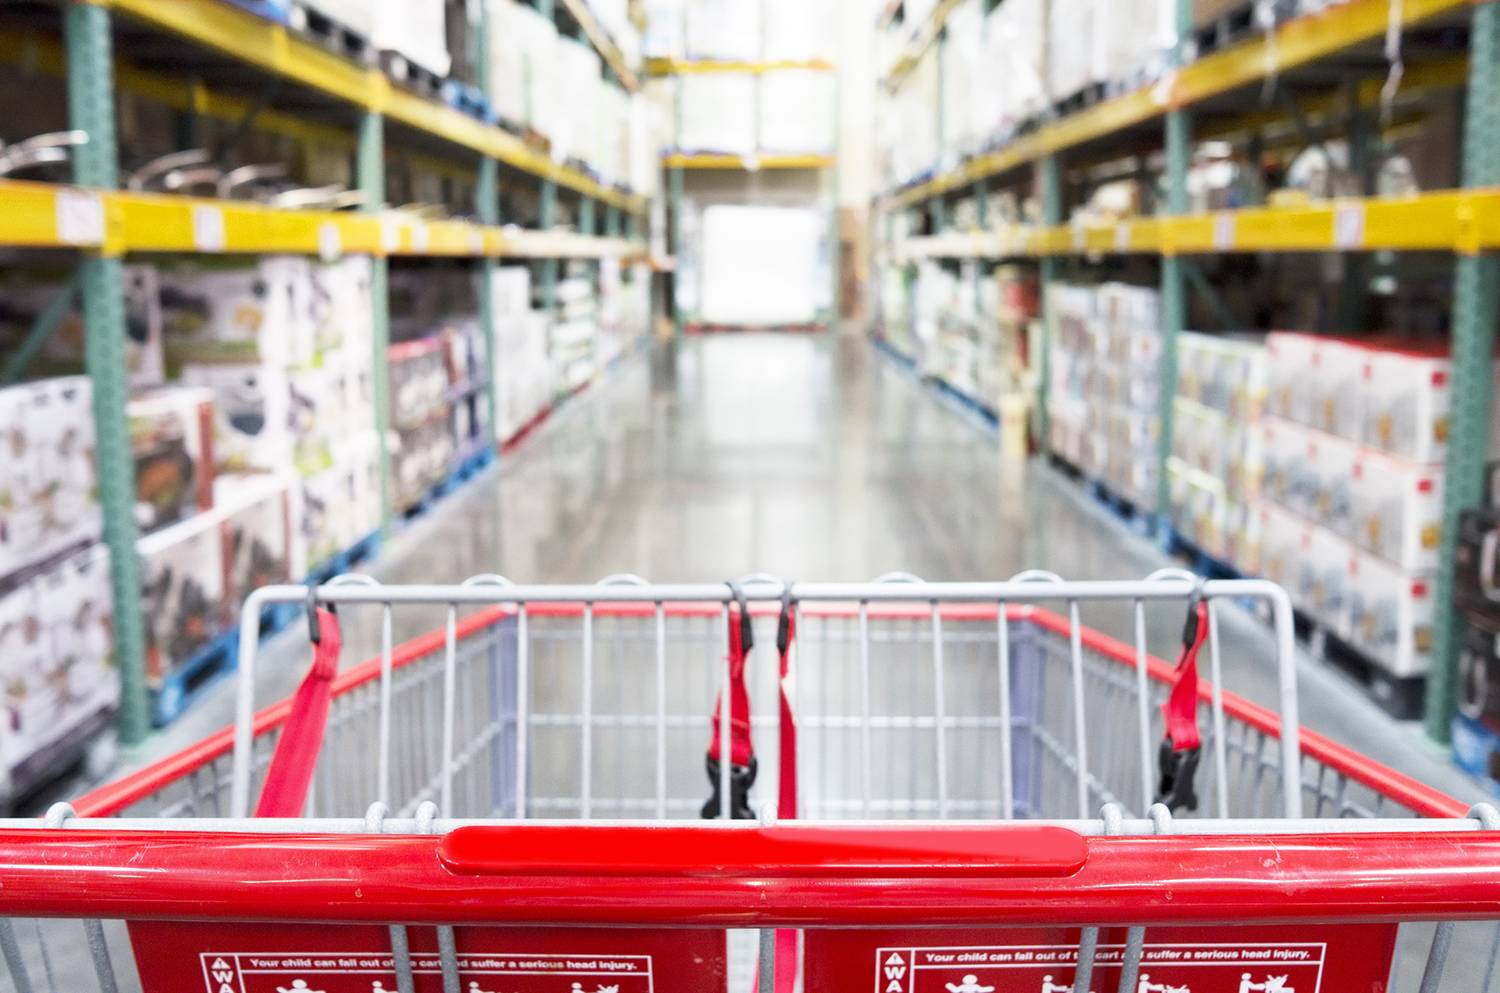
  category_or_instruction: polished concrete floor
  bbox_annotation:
[117,330,1479,805]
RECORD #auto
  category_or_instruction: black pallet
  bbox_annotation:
[381,52,446,103]
[1294,609,1427,721]
[291,3,376,65]
[1052,81,1109,121]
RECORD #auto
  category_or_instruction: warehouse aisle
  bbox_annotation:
[127,332,1479,804]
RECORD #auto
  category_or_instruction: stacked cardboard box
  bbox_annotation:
[1259,332,1500,678]
[0,378,101,580]
[0,266,163,388]
[554,264,601,392]
[1168,333,1268,571]
[491,267,554,443]
[389,338,455,510]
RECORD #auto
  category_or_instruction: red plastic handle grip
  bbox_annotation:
[438,824,1088,878]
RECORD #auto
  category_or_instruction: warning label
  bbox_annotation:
[805,926,1396,993]
[130,923,726,993]
[199,951,652,993]
[874,943,1324,993]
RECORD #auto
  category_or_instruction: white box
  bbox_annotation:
[375,0,451,79]
[0,378,101,582]
[758,71,836,155]
[763,0,836,61]
[1261,415,1357,533]
[217,472,300,601]
[160,257,316,371]
[178,362,294,473]
[680,73,756,156]
[127,386,217,535]
[684,0,760,61]
[1343,546,1434,678]
[136,507,230,688]
[1348,447,1443,571]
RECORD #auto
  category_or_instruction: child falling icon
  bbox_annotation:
[276,981,323,993]
[945,975,994,993]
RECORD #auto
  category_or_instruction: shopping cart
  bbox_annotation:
[0,571,1496,993]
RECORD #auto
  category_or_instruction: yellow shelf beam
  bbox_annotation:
[557,0,640,92]
[891,188,1500,258]
[647,58,834,76]
[883,0,1469,209]
[663,152,835,170]
[0,180,648,259]
[881,0,963,89]
[98,0,645,213]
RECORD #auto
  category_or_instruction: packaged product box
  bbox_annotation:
[1456,507,1500,620]
[0,543,115,786]
[389,338,450,432]
[136,506,231,688]
[684,0,760,61]
[178,361,294,473]
[1343,545,1434,678]
[299,459,356,573]
[1459,608,1500,732]
[0,265,164,388]
[1359,343,1471,465]
[679,74,756,156]
[160,256,316,371]
[0,377,101,582]
[373,0,451,79]
[287,363,349,475]
[311,256,374,362]
[127,386,216,535]
[763,0,835,61]
[1226,499,1263,576]
[1259,500,1348,627]
[1265,332,1322,427]
[1348,447,1443,571]
[758,70,836,155]
[217,472,301,603]
[1261,415,1357,534]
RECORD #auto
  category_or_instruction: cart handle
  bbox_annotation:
[438,824,1088,877]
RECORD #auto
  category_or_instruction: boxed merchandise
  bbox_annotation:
[1456,508,1500,617]
[0,265,164,388]
[389,338,450,431]
[0,377,100,582]
[1260,415,1358,531]
[679,73,756,156]
[1343,546,1434,678]
[1260,501,1351,625]
[311,257,374,362]
[1362,343,1462,465]
[0,543,115,787]
[136,507,231,689]
[300,459,356,571]
[684,0,760,61]
[758,71,836,155]
[392,420,455,510]
[551,36,602,165]
[217,472,301,601]
[763,0,836,60]
[160,256,316,371]
[1460,610,1500,732]
[127,386,216,535]
[374,0,451,79]
[1348,447,1443,571]
[178,362,294,472]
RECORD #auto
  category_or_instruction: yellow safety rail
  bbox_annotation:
[0,180,648,259]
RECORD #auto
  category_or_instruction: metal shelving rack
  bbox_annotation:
[652,57,840,336]
[0,0,651,749]
[871,0,1500,744]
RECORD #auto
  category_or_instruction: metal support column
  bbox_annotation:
[1428,0,1500,742]
[65,2,149,746]
[475,0,501,451]
[829,66,843,331]
[1157,0,1193,536]
[539,178,558,319]
[358,111,394,532]
[670,74,685,338]
[1336,81,1372,333]
[1037,155,1061,454]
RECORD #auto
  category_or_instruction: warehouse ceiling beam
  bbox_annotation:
[880,0,1472,211]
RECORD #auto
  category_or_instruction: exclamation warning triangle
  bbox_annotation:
[885,955,905,966]
[211,959,231,971]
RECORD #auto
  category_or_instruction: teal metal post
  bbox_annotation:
[358,111,394,532]
[1157,0,1192,535]
[1037,155,1061,454]
[670,75,685,338]
[1428,1,1500,743]
[829,67,843,332]
[538,0,559,326]
[604,205,621,239]
[65,2,149,745]
[476,0,501,450]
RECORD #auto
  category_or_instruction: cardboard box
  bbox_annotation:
[0,265,163,388]
[0,377,101,582]
[136,507,231,688]
[218,472,300,603]
[178,362,294,473]
[1343,545,1434,678]
[128,386,216,536]
[160,257,316,371]
[0,543,115,785]
[679,73,756,156]
[1349,447,1443,571]
[1458,609,1500,732]
[389,338,450,432]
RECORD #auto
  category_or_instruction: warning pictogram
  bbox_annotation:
[881,951,910,993]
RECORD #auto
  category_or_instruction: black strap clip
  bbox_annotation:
[1155,739,1201,813]
[702,754,758,819]
[775,583,795,655]
[305,584,335,645]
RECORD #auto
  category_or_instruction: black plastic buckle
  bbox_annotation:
[1156,739,1201,812]
[701,754,758,819]
[1180,588,1204,648]
[776,584,795,655]
[306,585,325,645]
[728,581,753,653]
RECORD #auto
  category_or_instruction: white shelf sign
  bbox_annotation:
[1213,213,1236,251]
[318,222,342,262]
[54,189,105,246]
[1334,202,1366,250]
[191,204,227,252]
[1114,224,1131,252]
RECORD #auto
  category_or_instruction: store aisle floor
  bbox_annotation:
[114,332,1480,806]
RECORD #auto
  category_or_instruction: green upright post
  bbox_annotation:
[670,74,685,338]
[829,67,843,332]
[604,205,621,239]
[538,0,559,327]
[65,2,149,746]
[1037,155,1061,455]
[1428,1,1500,744]
[358,111,394,532]
[1157,0,1192,536]
[476,0,501,451]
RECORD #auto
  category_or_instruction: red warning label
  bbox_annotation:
[807,926,1396,993]
[131,923,726,993]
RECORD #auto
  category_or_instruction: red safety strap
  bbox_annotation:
[707,602,756,768]
[1162,597,1210,752]
[775,598,798,819]
[255,606,341,817]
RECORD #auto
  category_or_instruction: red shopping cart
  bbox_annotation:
[0,572,1495,993]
